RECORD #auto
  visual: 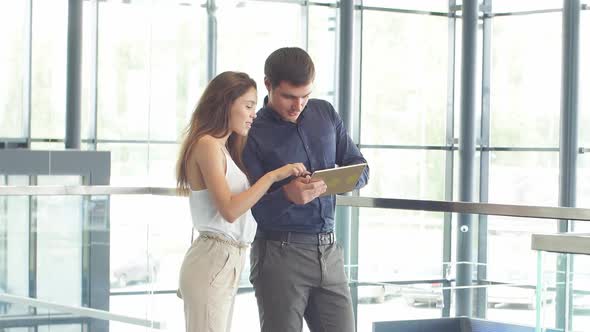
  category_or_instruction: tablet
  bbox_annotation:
[310,163,367,196]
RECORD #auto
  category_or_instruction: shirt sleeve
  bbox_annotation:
[331,104,370,190]
[242,135,294,224]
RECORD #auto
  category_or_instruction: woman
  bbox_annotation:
[176,71,307,332]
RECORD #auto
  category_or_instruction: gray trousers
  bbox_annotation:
[250,238,355,332]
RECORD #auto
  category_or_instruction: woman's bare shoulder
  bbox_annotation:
[190,135,223,162]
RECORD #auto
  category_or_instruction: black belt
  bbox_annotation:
[257,230,335,245]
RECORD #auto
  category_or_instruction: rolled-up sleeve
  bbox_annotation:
[332,107,370,190]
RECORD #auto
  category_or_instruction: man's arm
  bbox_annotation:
[332,107,370,189]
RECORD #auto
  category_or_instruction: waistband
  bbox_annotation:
[256,230,335,246]
[199,231,249,249]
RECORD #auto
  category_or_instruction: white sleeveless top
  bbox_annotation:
[189,149,257,244]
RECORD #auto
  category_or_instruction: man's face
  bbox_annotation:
[266,79,313,123]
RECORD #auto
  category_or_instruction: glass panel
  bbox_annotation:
[490,13,561,147]
[147,143,179,187]
[308,5,337,104]
[488,151,558,206]
[31,0,68,139]
[147,0,207,141]
[230,292,261,332]
[98,143,148,185]
[97,0,205,141]
[216,1,304,104]
[581,10,590,147]
[36,176,83,309]
[358,207,444,328]
[572,255,590,331]
[360,12,448,145]
[360,149,446,200]
[81,1,96,141]
[536,251,590,331]
[487,216,557,326]
[30,142,65,150]
[0,176,29,316]
[37,325,81,332]
[358,282,442,332]
[97,0,151,140]
[578,154,590,208]
[110,292,183,332]
[491,0,562,12]
[361,0,449,12]
[109,195,155,292]
[0,1,27,138]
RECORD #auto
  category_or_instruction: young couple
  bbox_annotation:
[176,47,370,332]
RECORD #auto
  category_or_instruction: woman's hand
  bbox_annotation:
[270,163,309,182]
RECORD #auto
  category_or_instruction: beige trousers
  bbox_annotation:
[179,234,247,332]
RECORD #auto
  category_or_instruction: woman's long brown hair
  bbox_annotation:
[176,71,257,195]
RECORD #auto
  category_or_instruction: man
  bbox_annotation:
[243,47,369,332]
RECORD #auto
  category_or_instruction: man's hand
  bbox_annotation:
[282,176,327,205]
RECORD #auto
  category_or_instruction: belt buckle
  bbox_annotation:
[319,232,331,245]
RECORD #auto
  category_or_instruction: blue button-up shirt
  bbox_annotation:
[243,98,369,234]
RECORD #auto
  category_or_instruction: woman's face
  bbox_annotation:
[229,87,257,136]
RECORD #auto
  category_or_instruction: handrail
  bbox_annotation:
[1,185,590,221]
[531,233,590,255]
[0,293,163,329]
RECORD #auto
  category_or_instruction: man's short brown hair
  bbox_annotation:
[264,47,315,88]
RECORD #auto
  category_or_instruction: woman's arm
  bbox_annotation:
[193,136,307,223]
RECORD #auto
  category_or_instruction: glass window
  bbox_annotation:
[81,1,97,141]
[31,0,68,139]
[360,12,448,145]
[486,216,557,325]
[0,177,30,316]
[97,0,152,140]
[147,0,207,141]
[147,143,180,187]
[36,176,83,309]
[308,5,337,104]
[361,149,446,200]
[37,325,81,332]
[491,0,562,12]
[0,1,27,138]
[490,13,561,147]
[578,154,590,208]
[97,1,206,141]
[571,254,590,331]
[216,1,304,104]
[488,151,558,206]
[361,1,449,12]
[98,143,148,185]
[358,208,444,330]
[580,10,590,147]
